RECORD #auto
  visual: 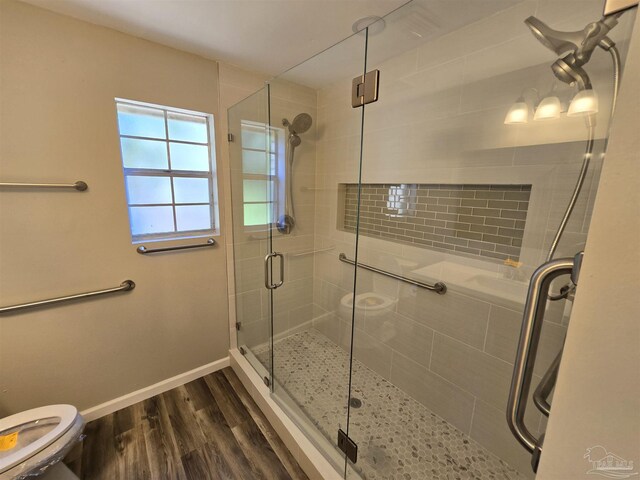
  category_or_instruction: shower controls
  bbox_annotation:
[276,214,295,234]
[351,69,380,108]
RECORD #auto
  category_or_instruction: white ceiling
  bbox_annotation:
[21,0,412,75]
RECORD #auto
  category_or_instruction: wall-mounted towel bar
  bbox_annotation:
[0,280,135,314]
[289,246,335,257]
[248,234,269,241]
[338,253,447,294]
[0,181,88,191]
[137,238,216,254]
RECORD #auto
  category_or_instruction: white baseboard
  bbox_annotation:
[80,357,230,422]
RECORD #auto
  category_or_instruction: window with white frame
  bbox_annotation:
[115,99,218,242]
[240,121,284,227]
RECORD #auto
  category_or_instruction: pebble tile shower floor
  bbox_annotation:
[255,329,526,480]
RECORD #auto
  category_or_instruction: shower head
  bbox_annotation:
[524,14,622,88]
[283,113,312,148]
[285,113,313,135]
[524,16,584,55]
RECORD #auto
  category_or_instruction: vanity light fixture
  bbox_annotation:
[504,97,530,124]
[533,95,562,120]
[567,88,599,116]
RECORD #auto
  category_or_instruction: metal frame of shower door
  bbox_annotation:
[266,81,277,391]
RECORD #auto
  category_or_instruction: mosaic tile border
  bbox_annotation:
[341,184,531,262]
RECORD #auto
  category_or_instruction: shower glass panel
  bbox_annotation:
[345,1,636,479]
[228,31,369,470]
[228,0,636,478]
[228,87,274,379]
[265,31,368,473]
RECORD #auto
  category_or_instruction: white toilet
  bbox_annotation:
[339,257,400,321]
[339,290,398,320]
[0,405,84,480]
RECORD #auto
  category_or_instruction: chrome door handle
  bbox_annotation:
[533,350,562,417]
[264,252,285,290]
[274,252,284,288]
[507,252,581,471]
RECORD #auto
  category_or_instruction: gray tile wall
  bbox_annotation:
[342,183,531,262]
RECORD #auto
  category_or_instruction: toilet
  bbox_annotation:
[339,291,398,320]
[339,289,398,344]
[0,405,84,480]
[339,267,399,323]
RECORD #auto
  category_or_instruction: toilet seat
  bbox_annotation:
[340,292,397,312]
[0,405,81,478]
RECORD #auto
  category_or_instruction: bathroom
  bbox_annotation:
[0,0,638,479]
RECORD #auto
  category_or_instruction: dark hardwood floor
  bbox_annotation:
[76,367,309,480]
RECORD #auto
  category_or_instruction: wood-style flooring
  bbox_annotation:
[75,367,309,480]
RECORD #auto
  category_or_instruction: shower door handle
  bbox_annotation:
[507,253,580,471]
[264,252,285,290]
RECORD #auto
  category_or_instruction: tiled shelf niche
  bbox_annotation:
[339,183,531,262]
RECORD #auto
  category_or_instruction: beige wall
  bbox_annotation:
[0,0,229,415]
[537,10,640,479]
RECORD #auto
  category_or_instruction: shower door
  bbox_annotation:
[229,30,370,472]
[228,87,275,380]
[341,2,636,479]
[265,31,369,473]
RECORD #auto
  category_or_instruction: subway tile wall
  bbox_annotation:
[342,183,531,262]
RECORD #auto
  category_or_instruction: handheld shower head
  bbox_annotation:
[289,134,302,147]
[283,113,312,148]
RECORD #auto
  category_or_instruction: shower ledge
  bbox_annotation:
[411,261,529,310]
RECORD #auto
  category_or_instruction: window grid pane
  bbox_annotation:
[240,121,282,227]
[116,100,215,240]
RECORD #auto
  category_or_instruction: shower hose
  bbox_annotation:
[546,45,621,301]
[546,45,621,263]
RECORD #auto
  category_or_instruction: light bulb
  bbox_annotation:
[567,89,598,117]
[534,96,561,120]
[504,100,529,124]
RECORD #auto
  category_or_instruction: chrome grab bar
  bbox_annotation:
[533,351,562,417]
[0,280,135,314]
[339,253,447,294]
[137,238,215,254]
[0,181,88,191]
[507,253,579,471]
[264,252,284,290]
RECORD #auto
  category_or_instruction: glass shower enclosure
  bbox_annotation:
[228,1,637,478]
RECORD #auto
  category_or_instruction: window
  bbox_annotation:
[240,121,284,227]
[115,99,218,242]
